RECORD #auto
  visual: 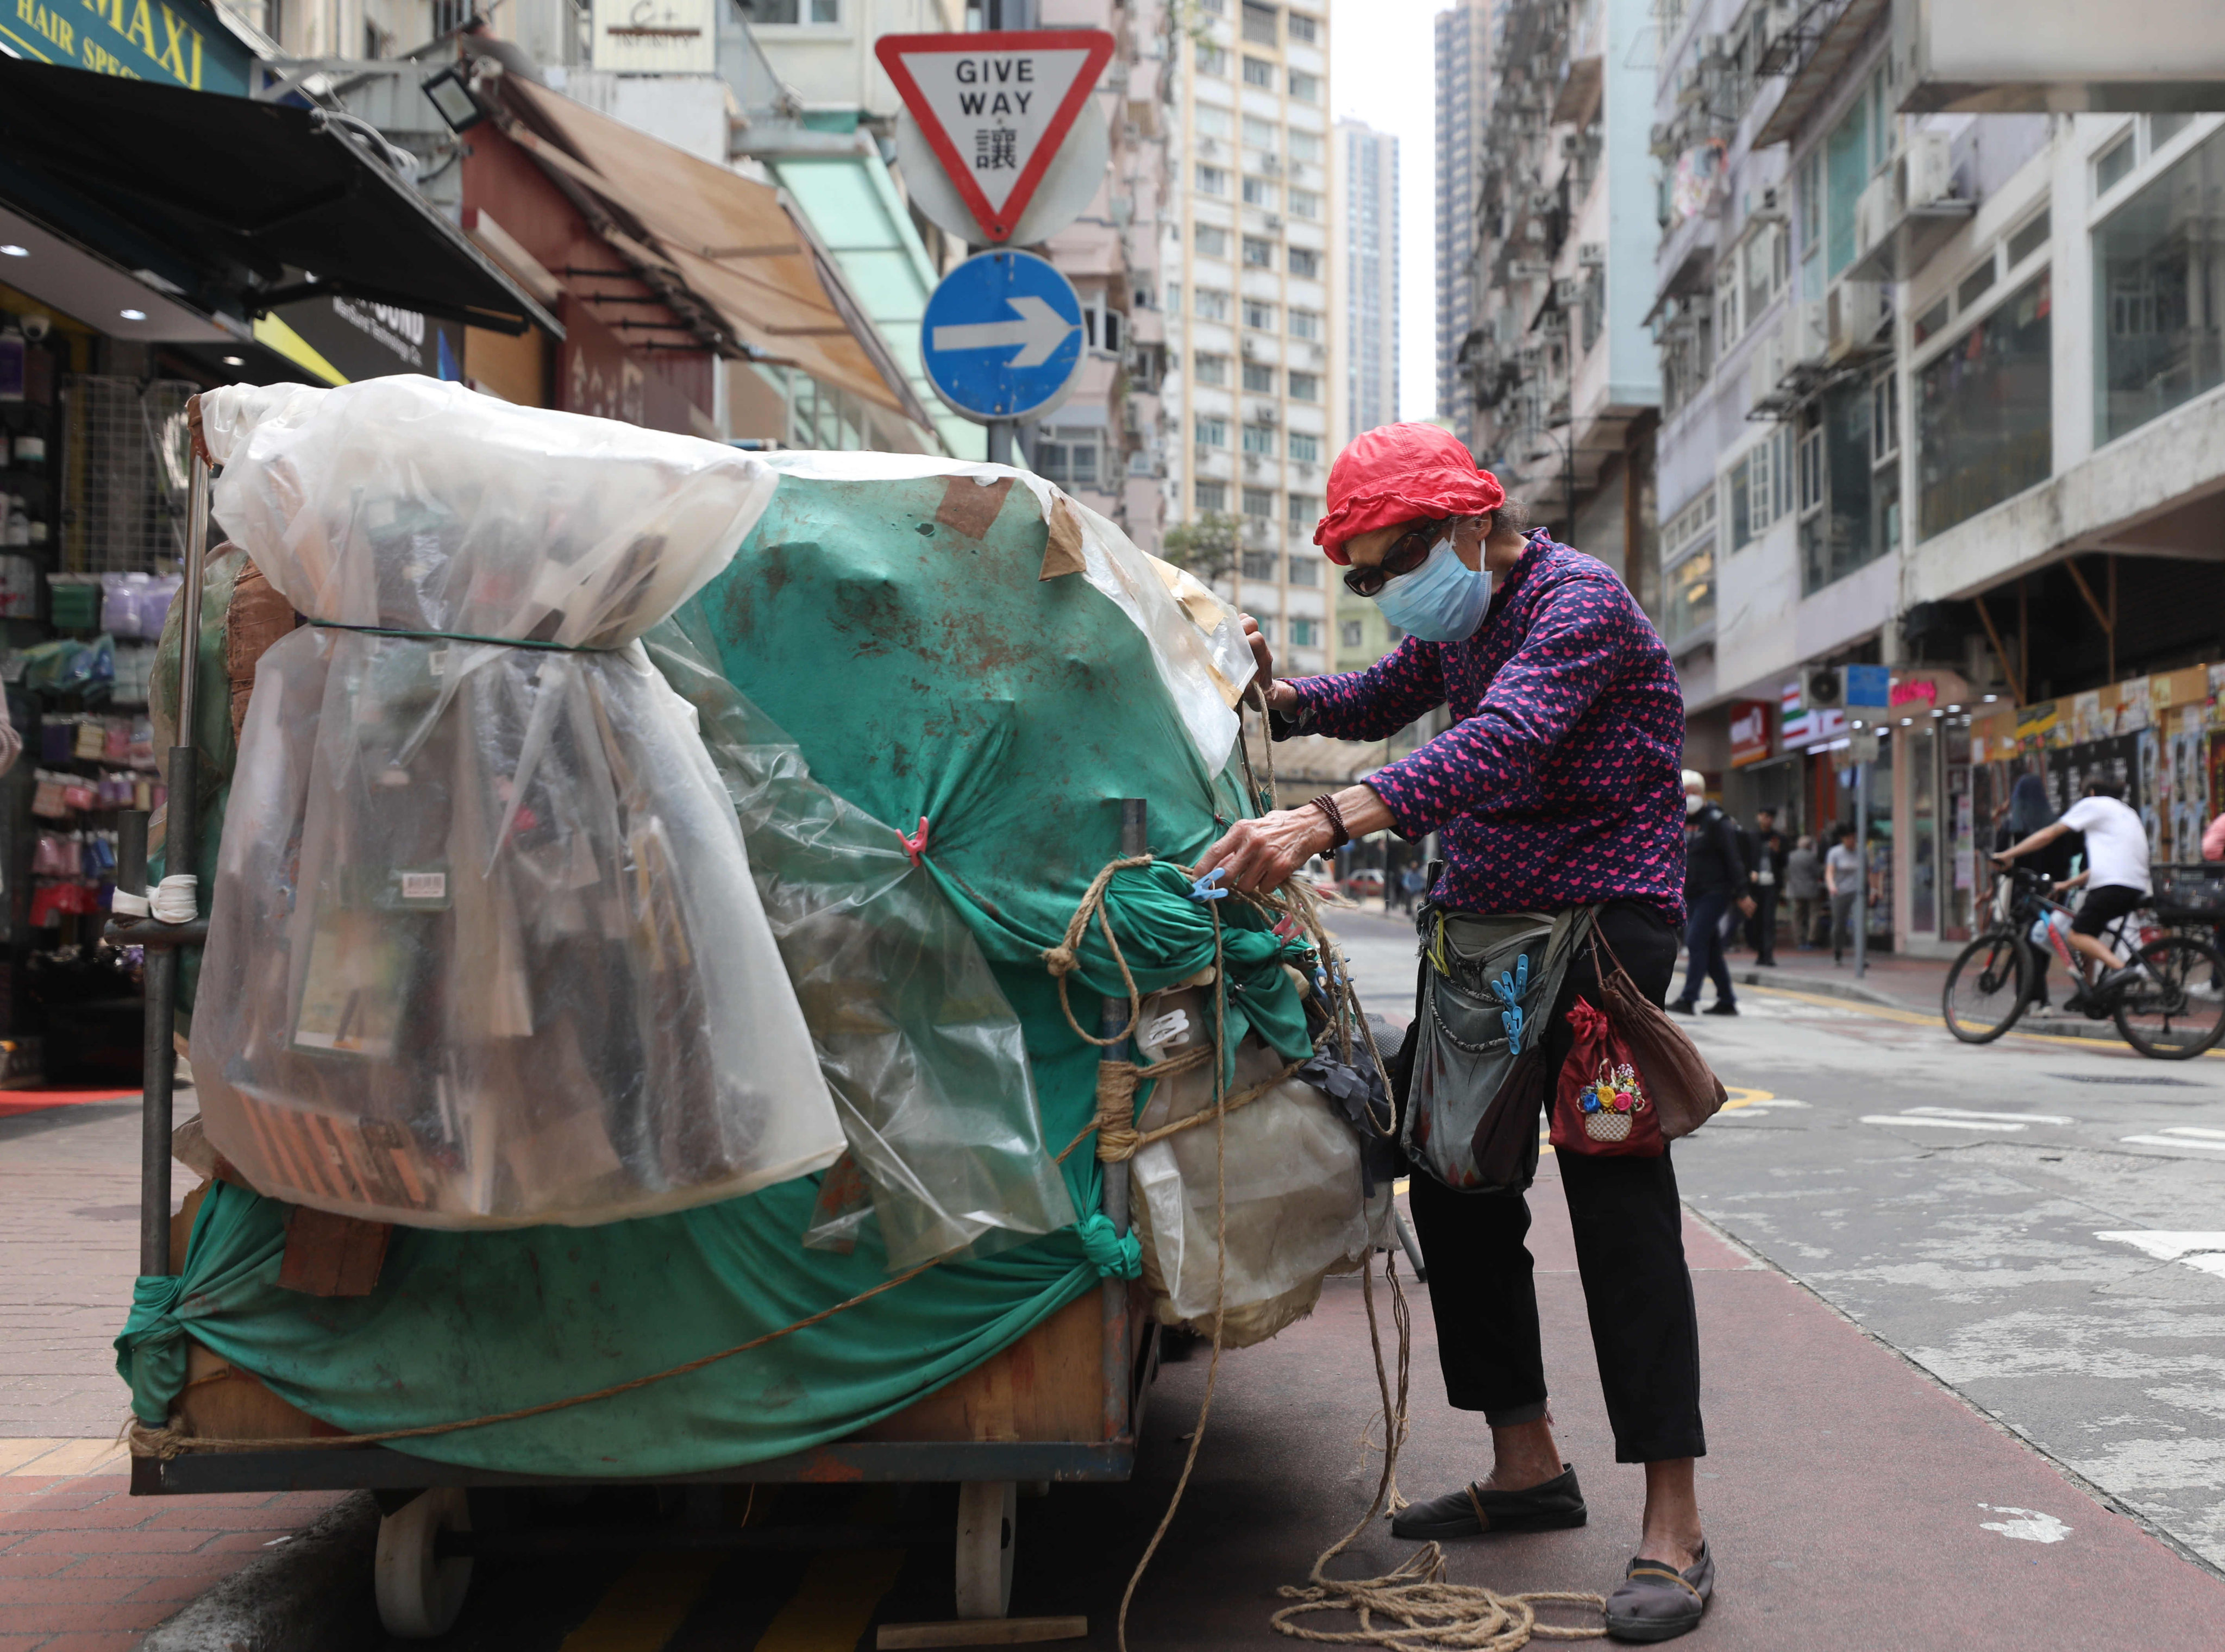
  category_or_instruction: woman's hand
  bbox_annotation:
[1196,806,1334,896]
[1239,614,1299,712]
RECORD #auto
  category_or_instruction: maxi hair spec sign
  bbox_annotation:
[873,30,1116,243]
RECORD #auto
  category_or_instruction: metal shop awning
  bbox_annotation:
[0,54,558,337]
[493,71,933,426]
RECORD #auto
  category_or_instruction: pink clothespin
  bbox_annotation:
[900,816,931,866]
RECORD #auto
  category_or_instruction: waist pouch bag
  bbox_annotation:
[1405,906,1590,1192]
[1549,997,1665,1157]
[1589,925,1726,1140]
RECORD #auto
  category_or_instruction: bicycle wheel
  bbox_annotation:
[1944,931,2033,1044]
[2114,935,2225,1060]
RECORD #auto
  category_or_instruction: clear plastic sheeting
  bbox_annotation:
[190,376,842,1228]
[1126,987,1389,1348]
[645,613,1078,1270]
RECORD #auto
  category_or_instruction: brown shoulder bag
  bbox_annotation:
[1587,925,1726,1140]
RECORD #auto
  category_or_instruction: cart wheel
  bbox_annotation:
[375,1487,473,1638]
[954,1480,1016,1619]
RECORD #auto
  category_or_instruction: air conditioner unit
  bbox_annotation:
[1853,172,1896,260]
[1699,30,1727,62]
[1801,666,1845,712]
[1789,297,1827,365]
[1826,279,1883,360]
[1264,214,1283,231]
[1901,128,1954,209]
[1509,259,1552,280]
[1559,132,1583,158]
[1538,309,1568,337]
[1553,276,1580,306]
[1199,136,1218,156]
[1578,241,1605,267]
[1252,404,1279,425]
[1528,190,1555,214]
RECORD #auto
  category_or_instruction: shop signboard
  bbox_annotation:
[1845,663,1890,708]
[1,0,253,96]
[1728,700,1772,768]
[557,294,697,435]
[591,0,715,76]
[271,296,463,386]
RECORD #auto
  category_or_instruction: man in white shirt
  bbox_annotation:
[1994,778,2151,995]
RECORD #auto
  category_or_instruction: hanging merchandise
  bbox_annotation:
[189,376,843,1229]
[1124,985,1389,1347]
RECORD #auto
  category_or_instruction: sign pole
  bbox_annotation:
[987,419,1013,466]
[1854,759,1869,979]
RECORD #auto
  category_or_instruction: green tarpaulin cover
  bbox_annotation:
[117,463,1311,1475]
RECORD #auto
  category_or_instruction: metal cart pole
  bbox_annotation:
[126,455,210,1279]
[1098,799,1146,1442]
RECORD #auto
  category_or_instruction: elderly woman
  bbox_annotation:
[1197,424,1709,1643]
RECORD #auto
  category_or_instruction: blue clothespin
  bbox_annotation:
[1189,866,1230,903]
[1490,956,1531,1054]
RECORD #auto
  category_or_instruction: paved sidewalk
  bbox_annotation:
[1,1098,343,1650]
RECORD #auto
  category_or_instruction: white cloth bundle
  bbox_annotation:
[190,376,842,1227]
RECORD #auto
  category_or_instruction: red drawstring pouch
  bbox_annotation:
[1549,996,1665,1158]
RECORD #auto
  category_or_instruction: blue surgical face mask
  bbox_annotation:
[1371,536,1490,642]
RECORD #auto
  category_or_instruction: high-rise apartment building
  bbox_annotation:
[1434,1,1490,450]
[1336,120,1399,446]
[1162,0,1337,676]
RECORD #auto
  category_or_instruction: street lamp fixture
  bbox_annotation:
[422,63,487,134]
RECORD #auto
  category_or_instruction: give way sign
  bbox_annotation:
[874,29,1117,244]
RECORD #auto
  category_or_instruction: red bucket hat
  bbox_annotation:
[1312,423,1507,564]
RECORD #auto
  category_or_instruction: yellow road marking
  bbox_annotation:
[558,1553,724,1652]
[753,1546,908,1652]
[1744,983,2225,1058]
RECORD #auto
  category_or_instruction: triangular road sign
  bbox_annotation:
[874,29,1117,244]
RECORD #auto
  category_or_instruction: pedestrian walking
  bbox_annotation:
[1825,824,1862,964]
[1197,423,1713,1643]
[1785,833,1823,949]
[1672,772,1750,1015]
[1746,808,1788,965]
[1995,777,2152,1007]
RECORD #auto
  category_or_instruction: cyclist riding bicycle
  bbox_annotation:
[1992,777,2149,1007]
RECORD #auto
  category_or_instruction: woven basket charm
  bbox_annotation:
[1578,1060,1648,1143]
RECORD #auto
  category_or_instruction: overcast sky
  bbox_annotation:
[1332,0,1446,423]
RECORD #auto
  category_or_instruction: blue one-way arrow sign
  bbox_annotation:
[920,249,1085,423]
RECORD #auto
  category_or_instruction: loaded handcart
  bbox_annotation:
[110,380,1394,1640]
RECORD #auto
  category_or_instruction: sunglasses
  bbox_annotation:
[1343,519,1452,598]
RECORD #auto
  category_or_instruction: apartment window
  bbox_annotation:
[1288,246,1321,277]
[1196,415,1229,446]
[1195,286,1231,320]
[1034,430,1099,489]
[1196,41,1230,76]
[1825,103,1866,277]
[1289,491,1320,524]
[1242,55,1275,87]
[1796,403,1825,517]
[1798,150,1823,297]
[1662,544,1715,645]
[1288,431,1320,462]
[1956,257,1996,311]
[1800,380,1889,593]
[1714,260,1741,348]
[1255,615,1276,642]
[1918,272,2051,538]
[1194,104,1233,139]
[1241,0,1276,42]
[2096,126,2225,443]
[1288,308,1323,340]
[1912,296,1950,346]
[753,0,837,19]
[1194,351,1230,386]
[1870,369,1902,557]
[1243,299,1277,329]
[1743,222,1784,326]
[1288,370,1320,400]
[2006,209,2050,268]
[1241,550,1278,579]
[1288,129,1322,164]
[1242,114,1278,150]
[1340,619,1363,648]
[1242,422,1276,454]
[1195,480,1227,511]
[1242,235,1275,267]
[1288,68,1320,102]
[1242,486,1276,522]
[2152,111,2195,151]
[1287,555,1318,586]
[1195,164,1229,196]
[1288,188,1321,219]
[1287,8,1316,41]
[1242,177,1277,209]
[1289,617,1320,647]
[1194,223,1230,257]
[2094,130,2138,197]
[1242,361,1275,392]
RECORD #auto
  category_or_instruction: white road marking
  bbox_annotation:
[1907,1107,2073,1125]
[1863,1114,2027,1131]
[1977,1504,2071,1543]
[2153,1126,2225,1141]
[2121,1133,2225,1154]
[2095,1232,2225,1262]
